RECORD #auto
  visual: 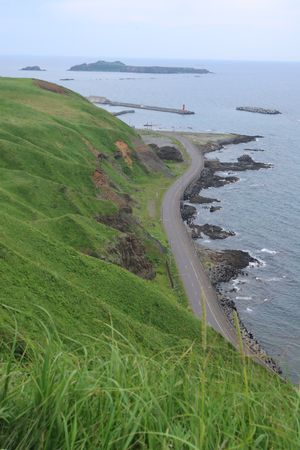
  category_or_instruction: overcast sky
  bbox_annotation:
[1,0,300,61]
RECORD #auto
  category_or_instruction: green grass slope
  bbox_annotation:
[0,78,299,449]
[0,77,199,349]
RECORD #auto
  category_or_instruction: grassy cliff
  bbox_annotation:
[0,78,299,449]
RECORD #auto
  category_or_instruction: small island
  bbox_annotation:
[236,106,281,115]
[21,66,45,71]
[68,60,210,74]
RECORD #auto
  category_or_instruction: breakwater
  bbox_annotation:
[87,96,195,115]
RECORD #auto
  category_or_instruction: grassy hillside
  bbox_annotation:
[0,77,196,350]
[0,78,299,449]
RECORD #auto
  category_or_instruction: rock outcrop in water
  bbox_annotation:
[189,194,220,204]
[190,224,235,240]
[210,205,222,213]
[197,248,258,285]
[205,154,272,172]
[184,168,238,201]
[236,106,281,115]
[184,153,272,202]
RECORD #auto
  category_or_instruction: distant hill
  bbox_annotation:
[69,60,210,74]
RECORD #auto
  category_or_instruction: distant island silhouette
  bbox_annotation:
[68,60,210,74]
[21,66,46,71]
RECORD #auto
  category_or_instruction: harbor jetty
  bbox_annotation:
[113,110,135,117]
[87,96,195,115]
[236,106,281,115]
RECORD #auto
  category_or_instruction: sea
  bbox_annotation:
[1,55,299,382]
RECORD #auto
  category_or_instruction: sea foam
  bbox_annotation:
[260,248,277,255]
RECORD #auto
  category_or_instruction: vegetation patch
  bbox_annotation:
[115,140,133,168]
[33,79,69,95]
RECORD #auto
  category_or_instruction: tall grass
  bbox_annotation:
[0,319,299,450]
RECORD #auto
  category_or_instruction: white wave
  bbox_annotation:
[263,298,271,303]
[260,248,277,255]
[249,258,266,268]
[236,296,252,301]
[246,307,253,312]
[232,280,240,292]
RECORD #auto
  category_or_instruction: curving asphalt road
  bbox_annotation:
[162,134,238,346]
[161,133,282,376]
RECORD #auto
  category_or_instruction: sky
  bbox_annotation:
[1,0,300,61]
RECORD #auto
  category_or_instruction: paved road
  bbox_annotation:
[162,135,238,345]
[161,133,281,375]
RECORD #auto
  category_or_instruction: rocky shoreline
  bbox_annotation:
[181,135,282,374]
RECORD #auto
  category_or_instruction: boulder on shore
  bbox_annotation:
[150,144,183,162]
[181,203,197,222]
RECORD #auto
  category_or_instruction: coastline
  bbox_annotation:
[154,130,282,375]
[180,132,282,374]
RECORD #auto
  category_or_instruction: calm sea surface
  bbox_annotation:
[1,56,300,381]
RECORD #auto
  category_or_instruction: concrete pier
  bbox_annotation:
[87,96,195,115]
[113,109,135,117]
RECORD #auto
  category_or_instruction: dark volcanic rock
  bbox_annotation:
[150,143,183,162]
[115,235,155,280]
[191,224,235,240]
[189,194,220,204]
[184,168,238,200]
[238,154,253,163]
[181,204,197,222]
[134,140,172,177]
[217,292,282,374]
[210,206,222,213]
[96,207,133,232]
[205,155,272,172]
[197,245,282,372]
[196,134,262,154]
[197,248,258,285]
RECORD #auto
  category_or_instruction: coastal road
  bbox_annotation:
[161,135,244,348]
[161,133,282,376]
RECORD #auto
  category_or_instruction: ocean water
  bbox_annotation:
[1,56,300,381]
